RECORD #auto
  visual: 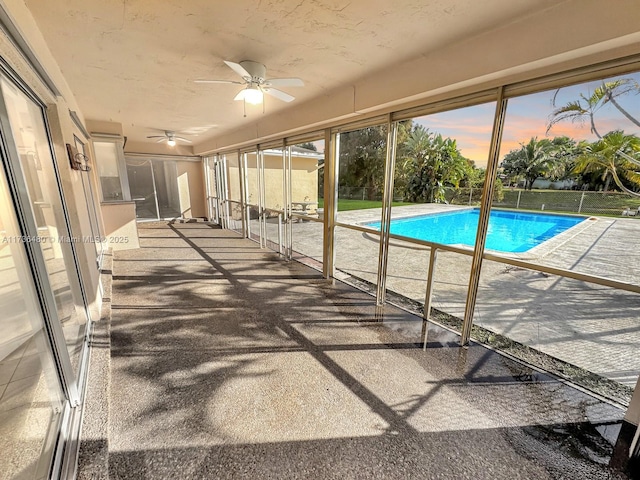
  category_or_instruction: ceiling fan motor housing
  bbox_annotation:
[239,60,266,84]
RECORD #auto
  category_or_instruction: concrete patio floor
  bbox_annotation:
[78,221,631,479]
[285,205,640,389]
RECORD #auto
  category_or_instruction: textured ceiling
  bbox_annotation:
[24,0,559,148]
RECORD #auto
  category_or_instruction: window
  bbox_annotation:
[93,140,129,201]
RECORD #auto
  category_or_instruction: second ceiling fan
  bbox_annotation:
[195,60,304,104]
[146,131,192,147]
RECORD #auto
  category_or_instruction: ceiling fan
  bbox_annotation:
[146,131,192,147]
[195,60,304,105]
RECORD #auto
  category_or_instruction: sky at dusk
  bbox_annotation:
[414,72,640,168]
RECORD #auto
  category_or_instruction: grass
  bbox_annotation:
[317,198,414,211]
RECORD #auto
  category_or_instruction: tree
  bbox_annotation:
[297,142,317,151]
[400,125,471,203]
[547,79,640,138]
[573,130,640,194]
[547,78,640,172]
[546,136,580,181]
[338,126,387,200]
[500,137,557,190]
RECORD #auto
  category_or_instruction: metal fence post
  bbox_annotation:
[278,212,283,255]
[578,191,585,213]
[461,88,507,346]
[424,247,438,319]
[323,129,338,278]
[516,190,521,209]
[376,118,398,306]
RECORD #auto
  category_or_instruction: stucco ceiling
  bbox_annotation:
[24,0,561,150]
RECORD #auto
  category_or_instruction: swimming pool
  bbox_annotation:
[367,209,586,253]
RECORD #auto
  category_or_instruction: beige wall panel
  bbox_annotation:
[175,161,206,219]
[627,377,640,426]
[100,202,140,250]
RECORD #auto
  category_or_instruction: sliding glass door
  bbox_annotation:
[127,158,158,220]
[126,157,182,220]
[0,70,93,478]
[0,77,89,377]
[152,161,180,218]
[0,162,66,480]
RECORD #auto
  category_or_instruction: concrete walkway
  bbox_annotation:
[288,205,640,388]
[80,221,630,479]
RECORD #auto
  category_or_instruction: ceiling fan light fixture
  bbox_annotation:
[198,60,303,111]
[243,86,263,105]
[167,139,176,147]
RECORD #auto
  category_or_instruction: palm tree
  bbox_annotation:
[501,137,557,190]
[547,90,605,138]
[573,131,640,195]
[547,78,640,169]
[596,79,640,129]
[547,79,639,136]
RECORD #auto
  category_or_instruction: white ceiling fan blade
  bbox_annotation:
[194,79,244,84]
[174,136,193,143]
[224,61,252,81]
[146,135,165,139]
[263,88,294,103]
[155,138,166,143]
[264,78,304,87]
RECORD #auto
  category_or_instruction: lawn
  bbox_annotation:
[317,198,414,211]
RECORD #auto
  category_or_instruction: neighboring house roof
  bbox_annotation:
[263,147,324,160]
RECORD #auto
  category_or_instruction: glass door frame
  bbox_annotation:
[0,81,85,404]
[204,155,222,225]
[0,62,91,477]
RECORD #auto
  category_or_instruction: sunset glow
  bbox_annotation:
[413,72,640,168]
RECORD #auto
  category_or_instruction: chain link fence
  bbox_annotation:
[336,185,640,216]
[337,186,383,201]
[443,187,640,216]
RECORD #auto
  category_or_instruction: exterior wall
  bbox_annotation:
[245,153,320,211]
[100,202,140,250]
[291,156,319,210]
[262,155,285,210]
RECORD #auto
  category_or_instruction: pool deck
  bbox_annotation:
[285,204,640,390]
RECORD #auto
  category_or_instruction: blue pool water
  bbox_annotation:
[368,209,585,253]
